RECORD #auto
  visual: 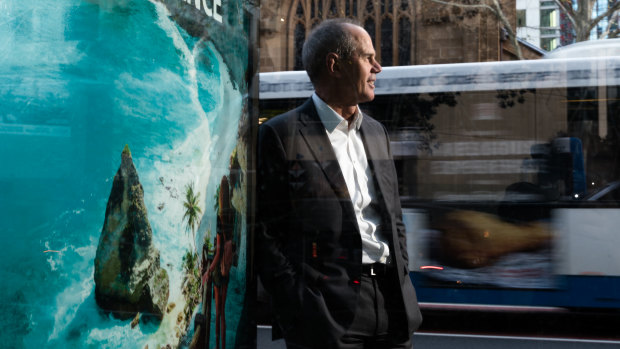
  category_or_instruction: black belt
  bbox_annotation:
[361,262,390,277]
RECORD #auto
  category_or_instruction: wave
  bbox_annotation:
[16,1,244,347]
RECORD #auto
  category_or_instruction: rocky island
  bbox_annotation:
[94,145,169,320]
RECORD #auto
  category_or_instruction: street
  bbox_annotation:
[256,304,620,348]
[257,327,620,348]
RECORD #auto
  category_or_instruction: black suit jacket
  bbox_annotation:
[257,99,422,347]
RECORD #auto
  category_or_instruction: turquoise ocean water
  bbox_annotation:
[0,0,245,347]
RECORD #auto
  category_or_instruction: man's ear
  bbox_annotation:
[326,52,342,77]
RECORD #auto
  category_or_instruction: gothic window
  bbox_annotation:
[381,0,392,14]
[296,1,304,17]
[345,0,358,17]
[364,18,376,43]
[381,17,393,66]
[288,0,415,69]
[365,0,374,14]
[329,0,338,17]
[398,17,411,65]
[400,0,408,11]
[294,22,306,70]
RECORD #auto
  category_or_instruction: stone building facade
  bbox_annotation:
[259,0,542,72]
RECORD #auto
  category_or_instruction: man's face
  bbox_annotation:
[340,25,382,104]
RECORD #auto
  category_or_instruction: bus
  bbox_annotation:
[259,52,620,310]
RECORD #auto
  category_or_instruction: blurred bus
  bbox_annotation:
[259,53,620,310]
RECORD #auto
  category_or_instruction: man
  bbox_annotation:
[257,19,422,348]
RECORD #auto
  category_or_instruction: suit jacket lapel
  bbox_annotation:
[297,99,350,200]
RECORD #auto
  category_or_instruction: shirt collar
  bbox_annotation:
[312,93,363,133]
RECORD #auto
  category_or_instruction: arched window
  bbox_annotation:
[364,18,376,43]
[294,22,306,70]
[287,0,415,69]
[398,16,412,66]
[381,17,393,66]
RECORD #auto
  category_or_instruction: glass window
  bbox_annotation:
[541,36,559,50]
[10,1,620,347]
[293,22,305,70]
[255,3,620,346]
[381,18,393,67]
[541,8,558,28]
[517,9,526,27]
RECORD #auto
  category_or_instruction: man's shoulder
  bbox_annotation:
[361,111,388,134]
[361,112,381,126]
[261,99,315,131]
[263,109,298,128]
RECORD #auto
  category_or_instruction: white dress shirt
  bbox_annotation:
[312,93,390,265]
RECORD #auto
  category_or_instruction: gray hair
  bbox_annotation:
[302,18,361,84]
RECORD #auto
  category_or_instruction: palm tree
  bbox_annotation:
[183,182,202,254]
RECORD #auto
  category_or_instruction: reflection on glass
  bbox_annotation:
[259,49,620,310]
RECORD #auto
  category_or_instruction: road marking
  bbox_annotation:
[416,332,620,344]
[419,302,566,313]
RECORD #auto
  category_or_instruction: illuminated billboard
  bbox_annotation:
[0,0,256,347]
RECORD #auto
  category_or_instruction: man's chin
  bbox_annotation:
[352,90,375,104]
[361,93,375,103]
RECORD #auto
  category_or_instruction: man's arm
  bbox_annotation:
[394,198,409,275]
[256,122,299,299]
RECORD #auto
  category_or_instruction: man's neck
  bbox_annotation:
[315,91,357,125]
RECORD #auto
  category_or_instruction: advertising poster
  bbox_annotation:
[0,0,256,348]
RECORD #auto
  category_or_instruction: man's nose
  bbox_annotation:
[372,60,382,73]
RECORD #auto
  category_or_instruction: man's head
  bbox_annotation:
[302,19,382,108]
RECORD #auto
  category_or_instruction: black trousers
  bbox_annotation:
[283,269,413,349]
[337,270,413,349]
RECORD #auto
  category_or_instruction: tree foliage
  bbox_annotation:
[183,182,202,253]
[554,0,620,41]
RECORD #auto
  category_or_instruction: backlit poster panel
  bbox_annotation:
[0,0,256,348]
